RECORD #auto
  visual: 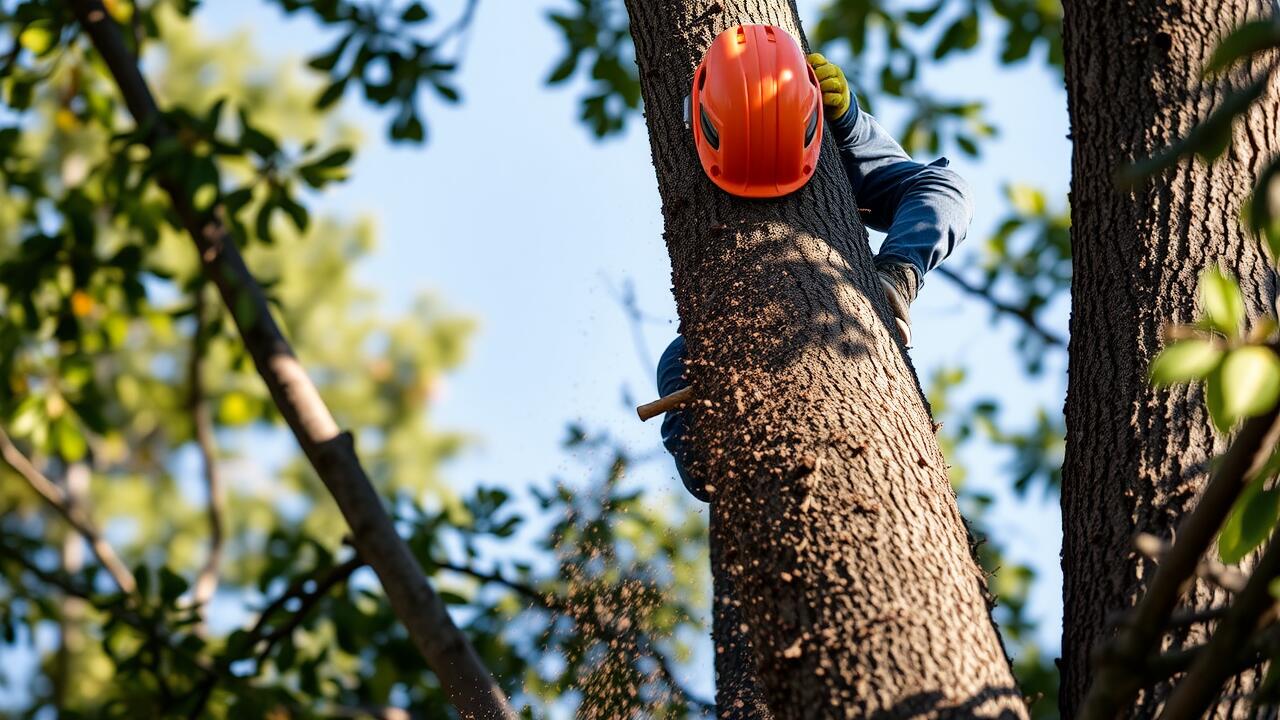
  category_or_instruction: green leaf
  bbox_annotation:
[278,192,309,232]
[547,54,578,84]
[401,2,429,23]
[307,34,352,72]
[1150,338,1223,385]
[1007,184,1046,215]
[18,24,54,55]
[391,113,425,142]
[159,567,189,604]
[1199,267,1245,336]
[905,1,944,26]
[315,77,349,110]
[1220,476,1280,563]
[432,82,460,103]
[1218,346,1280,426]
[219,392,255,425]
[54,416,86,462]
[1208,20,1280,74]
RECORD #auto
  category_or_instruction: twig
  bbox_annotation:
[0,427,136,594]
[1160,534,1280,719]
[433,559,556,610]
[433,0,480,57]
[257,556,364,661]
[1079,406,1280,719]
[1,533,226,695]
[934,266,1066,348]
[67,4,512,717]
[184,555,366,720]
[188,283,224,616]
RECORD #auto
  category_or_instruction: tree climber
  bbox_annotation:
[650,26,974,502]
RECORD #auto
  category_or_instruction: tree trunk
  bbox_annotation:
[1060,0,1280,716]
[623,2,1026,716]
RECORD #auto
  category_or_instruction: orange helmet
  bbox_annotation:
[686,25,823,198]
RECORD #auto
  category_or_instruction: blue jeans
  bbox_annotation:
[657,103,973,500]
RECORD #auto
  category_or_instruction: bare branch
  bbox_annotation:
[1161,535,1280,719]
[67,4,512,717]
[0,427,136,594]
[188,283,224,616]
[1079,406,1280,719]
[256,556,364,661]
[434,559,556,610]
[934,266,1066,348]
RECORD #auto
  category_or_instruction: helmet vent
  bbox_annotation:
[736,27,746,44]
[764,26,777,42]
[699,104,720,150]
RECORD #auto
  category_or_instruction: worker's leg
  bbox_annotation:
[861,158,973,345]
[862,157,973,285]
[657,335,711,502]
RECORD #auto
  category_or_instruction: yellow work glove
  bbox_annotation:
[807,53,851,121]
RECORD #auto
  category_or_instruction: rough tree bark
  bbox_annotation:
[1060,0,1280,716]
[623,2,1026,716]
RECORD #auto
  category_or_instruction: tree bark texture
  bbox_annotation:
[1060,0,1280,716]
[623,2,1027,717]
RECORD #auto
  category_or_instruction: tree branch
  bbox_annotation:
[256,555,364,661]
[934,266,1065,348]
[1078,406,1280,719]
[1160,535,1280,719]
[0,427,136,594]
[188,283,224,617]
[67,4,512,717]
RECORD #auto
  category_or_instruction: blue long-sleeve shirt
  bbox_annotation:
[827,102,973,286]
[657,101,973,501]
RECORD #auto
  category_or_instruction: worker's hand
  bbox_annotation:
[807,53,852,120]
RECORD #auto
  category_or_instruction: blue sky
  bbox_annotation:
[2,0,1074,710]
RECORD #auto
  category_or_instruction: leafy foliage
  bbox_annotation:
[544,0,639,137]
[1151,265,1280,562]
[0,10,711,718]
[265,0,474,142]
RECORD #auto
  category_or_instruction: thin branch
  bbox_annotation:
[188,283,224,616]
[257,555,364,661]
[184,555,366,720]
[1078,406,1280,719]
[434,0,480,58]
[67,4,512,718]
[934,266,1065,348]
[1160,535,1280,720]
[1,532,226,698]
[0,427,136,594]
[434,559,556,610]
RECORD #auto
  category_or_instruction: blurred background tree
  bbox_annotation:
[0,4,709,717]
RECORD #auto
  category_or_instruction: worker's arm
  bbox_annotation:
[808,54,974,278]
